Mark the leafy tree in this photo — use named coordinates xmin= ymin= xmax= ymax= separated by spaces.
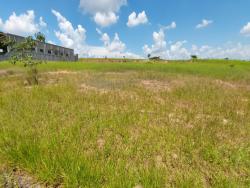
xmin=147 ymin=54 xmax=151 ymax=59
xmin=35 ymin=32 xmax=46 ymax=43
xmin=1 ymin=36 xmax=15 ymax=51
xmin=7 ymin=34 xmax=45 ymax=85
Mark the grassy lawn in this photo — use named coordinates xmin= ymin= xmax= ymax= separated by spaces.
xmin=0 ymin=60 xmax=249 ymax=187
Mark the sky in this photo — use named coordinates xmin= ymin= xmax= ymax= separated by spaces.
xmin=0 ymin=0 xmax=250 ymax=60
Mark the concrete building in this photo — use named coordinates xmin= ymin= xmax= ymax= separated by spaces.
xmin=0 ymin=32 xmax=78 ymax=61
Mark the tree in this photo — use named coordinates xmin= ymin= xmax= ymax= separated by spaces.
xmin=7 ymin=34 xmax=45 ymax=85
xmin=1 ymin=36 xmax=15 ymax=51
xmin=147 ymin=54 xmax=151 ymax=59
xmin=35 ymin=32 xmax=45 ymax=43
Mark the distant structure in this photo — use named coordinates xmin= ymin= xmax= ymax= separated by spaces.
xmin=190 ymin=55 xmax=198 ymax=62
xmin=0 ymin=32 xmax=78 ymax=61
xmin=149 ymin=56 xmax=161 ymax=61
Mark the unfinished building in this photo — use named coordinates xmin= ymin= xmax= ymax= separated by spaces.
xmin=0 ymin=32 xmax=78 ymax=61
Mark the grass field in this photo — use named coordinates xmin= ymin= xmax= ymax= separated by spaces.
xmin=0 ymin=60 xmax=249 ymax=187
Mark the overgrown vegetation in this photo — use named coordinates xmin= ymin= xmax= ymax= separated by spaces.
xmin=0 ymin=60 xmax=249 ymax=187
xmin=35 ymin=32 xmax=46 ymax=43
xmin=6 ymin=33 xmax=45 ymax=85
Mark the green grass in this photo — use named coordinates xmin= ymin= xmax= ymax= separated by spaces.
xmin=0 ymin=60 xmax=250 ymax=187
xmin=1 ymin=59 xmax=250 ymax=81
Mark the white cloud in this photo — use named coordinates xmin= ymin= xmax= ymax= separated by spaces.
xmin=169 ymin=41 xmax=189 ymax=59
xmin=96 ymin=28 xmax=125 ymax=52
xmin=52 ymin=9 xmax=86 ymax=54
xmin=86 ymin=46 xmax=141 ymax=59
xmin=79 ymin=0 xmax=127 ymax=13
xmin=47 ymin=40 xmax=56 ymax=45
xmin=191 ymin=43 xmax=250 ymax=60
xmin=94 ymin=12 xmax=118 ymax=27
xmin=94 ymin=28 xmax=141 ymax=58
xmin=96 ymin=28 xmax=110 ymax=46
xmin=196 ymin=19 xmax=213 ymax=29
xmin=143 ymin=23 xmax=250 ymax=60
xmin=143 ymin=23 xmax=189 ymax=60
xmin=0 ymin=10 xmax=42 ymax=36
xmin=39 ymin=17 xmax=47 ymax=28
xmin=161 ymin=21 xmax=176 ymax=30
xmin=0 ymin=19 xmax=3 ymax=28
xmin=144 ymin=29 xmax=250 ymax=60
xmin=79 ymin=0 xmax=127 ymax=27
xmin=52 ymin=10 xmax=140 ymax=58
xmin=240 ymin=22 xmax=250 ymax=36
xmin=105 ymin=33 xmax=124 ymax=52
xmin=127 ymin=11 xmax=148 ymax=27
xmin=143 ymin=28 xmax=167 ymax=57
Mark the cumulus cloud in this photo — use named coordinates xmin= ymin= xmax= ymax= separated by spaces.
xmin=143 ymin=28 xmax=167 ymax=57
xmin=143 ymin=23 xmax=250 ymax=60
xmin=161 ymin=22 xmax=176 ymax=30
xmin=169 ymin=41 xmax=189 ymax=59
xmin=47 ymin=40 xmax=56 ymax=45
xmin=39 ymin=17 xmax=47 ymax=28
xmin=196 ymin=19 xmax=213 ymax=29
xmin=240 ymin=22 xmax=250 ymax=36
xmin=127 ymin=11 xmax=148 ymax=27
xmin=143 ymin=23 xmax=190 ymax=60
xmin=143 ymin=28 xmax=250 ymax=60
xmin=0 ymin=19 xmax=3 ymax=29
xmin=86 ymin=45 xmax=141 ymax=59
xmin=0 ymin=10 xmax=45 ymax=36
xmin=95 ymin=28 xmax=141 ymax=58
xmin=94 ymin=12 xmax=118 ymax=27
xmin=79 ymin=0 xmax=127 ymax=13
xmin=52 ymin=10 xmax=140 ymax=58
xmin=79 ymin=0 xmax=127 ymax=27
xmin=96 ymin=29 xmax=125 ymax=51
xmin=52 ymin=9 xmax=86 ymax=54
xmin=191 ymin=43 xmax=250 ymax=60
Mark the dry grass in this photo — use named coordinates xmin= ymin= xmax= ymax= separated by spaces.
xmin=0 ymin=60 xmax=249 ymax=187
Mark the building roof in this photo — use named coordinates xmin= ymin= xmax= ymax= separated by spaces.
xmin=0 ymin=31 xmax=74 ymax=51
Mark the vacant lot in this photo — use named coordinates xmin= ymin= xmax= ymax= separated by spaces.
xmin=0 ymin=60 xmax=249 ymax=187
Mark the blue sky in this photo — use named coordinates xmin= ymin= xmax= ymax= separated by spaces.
xmin=1 ymin=0 xmax=250 ymax=59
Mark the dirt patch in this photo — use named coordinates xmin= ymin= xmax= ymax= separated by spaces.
xmin=97 ymin=138 xmax=105 ymax=150
xmin=155 ymin=155 xmax=166 ymax=168
xmin=214 ymin=79 xmax=250 ymax=90
xmin=141 ymin=80 xmax=172 ymax=92
xmin=105 ymin=71 xmax=138 ymax=77
xmin=0 ymin=70 xmax=8 ymax=77
xmin=79 ymin=83 xmax=109 ymax=94
xmin=46 ymin=70 xmax=79 ymax=75
xmin=214 ymin=80 xmax=237 ymax=89
xmin=40 ymin=70 xmax=81 ymax=86
xmin=134 ymin=184 xmax=143 ymax=188
xmin=1 ymin=168 xmax=47 ymax=188
xmin=129 ymin=128 xmax=141 ymax=140
xmin=105 ymin=72 xmax=132 ymax=76
xmin=140 ymin=80 xmax=184 ymax=92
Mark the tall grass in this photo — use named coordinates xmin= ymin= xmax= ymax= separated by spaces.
xmin=0 ymin=60 xmax=249 ymax=187
xmin=1 ymin=59 xmax=250 ymax=81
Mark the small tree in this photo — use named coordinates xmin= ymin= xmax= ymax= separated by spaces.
xmin=147 ymin=54 xmax=151 ymax=59
xmin=2 ymin=36 xmax=15 ymax=50
xmin=7 ymin=34 xmax=45 ymax=85
xmin=35 ymin=32 xmax=46 ymax=43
